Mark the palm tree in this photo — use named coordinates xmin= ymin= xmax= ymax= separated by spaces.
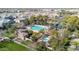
xmin=49 ymin=29 xmax=70 ymax=51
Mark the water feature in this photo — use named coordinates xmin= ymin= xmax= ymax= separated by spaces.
xmin=43 ymin=35 xmax=49 ymax=43
xmin=31 ymin=25 xmax=44 ymax=31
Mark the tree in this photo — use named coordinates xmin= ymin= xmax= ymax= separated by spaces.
xmin=37 ymin=15 xmax=43 ymax=20
xmin=31 ymin=32 xmax=39 ymax=42
xmin=36 ymin=15 xmax=49 ymax=25
xmin=35 ymin=43 xmax=49 ymax=51
xmin=48 ymin=29 xmax=59 ymax=50
xmin=61 ymin=15 xmax=79 ymax=31
xmin=29 ymin=15 xmax=36 ymax=25
xmin=76 ymin=31 xmax=79 ymax=38
xmin=3 ymin=25 xmax=17 ymax=39
xmin=23 ymin=18 xmax=30 ymax=25
xmin=71 ymin=40 xmax=79 ymax=50
xmin=60 ymin=38 xmax=70 ymax=50
xmin=49 ymin=29 xmax=58 ymax=39
xmin=3 ymin=23 xmax=11 ymax=29
xmin=48 ymin=29 xmax=71 ymax=51
xmin=26 ymin=30 xmax=33 ymax=38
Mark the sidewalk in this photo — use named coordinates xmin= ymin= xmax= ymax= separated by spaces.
xmin=13 ymin=40 xmax=36 ymax=51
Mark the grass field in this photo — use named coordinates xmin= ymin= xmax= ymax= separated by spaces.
xmin=0 ymin=41 xmax=30 ymax=51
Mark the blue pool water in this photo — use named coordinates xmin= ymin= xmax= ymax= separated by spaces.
xmin=31 ymin=25 xmax=44 ymax=31
xmin=31 ymin=25 xmax=49 ymax=42
xmin=43 ymin=36 xmax=49 ymax=43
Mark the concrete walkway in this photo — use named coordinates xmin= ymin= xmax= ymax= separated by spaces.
xmin=13 ymin=40 xmax=36 ymax=51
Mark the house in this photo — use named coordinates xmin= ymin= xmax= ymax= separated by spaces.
xmin=16 ymin=28 xmax=28 ymax=40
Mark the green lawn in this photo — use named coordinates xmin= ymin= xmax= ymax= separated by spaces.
xmin=0 ymin=41 xmax=30 ymax=51
xmin=21 ymin=40 xmax=33 ymax=46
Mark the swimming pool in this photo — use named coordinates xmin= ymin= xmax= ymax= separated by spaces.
xmin=31 ymin=25 xmax=44 ymax=31
xmin=43 ymin=36 xmax=49 ymax=43
xmin=31 ymin=25 xmax=49 ymax=42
